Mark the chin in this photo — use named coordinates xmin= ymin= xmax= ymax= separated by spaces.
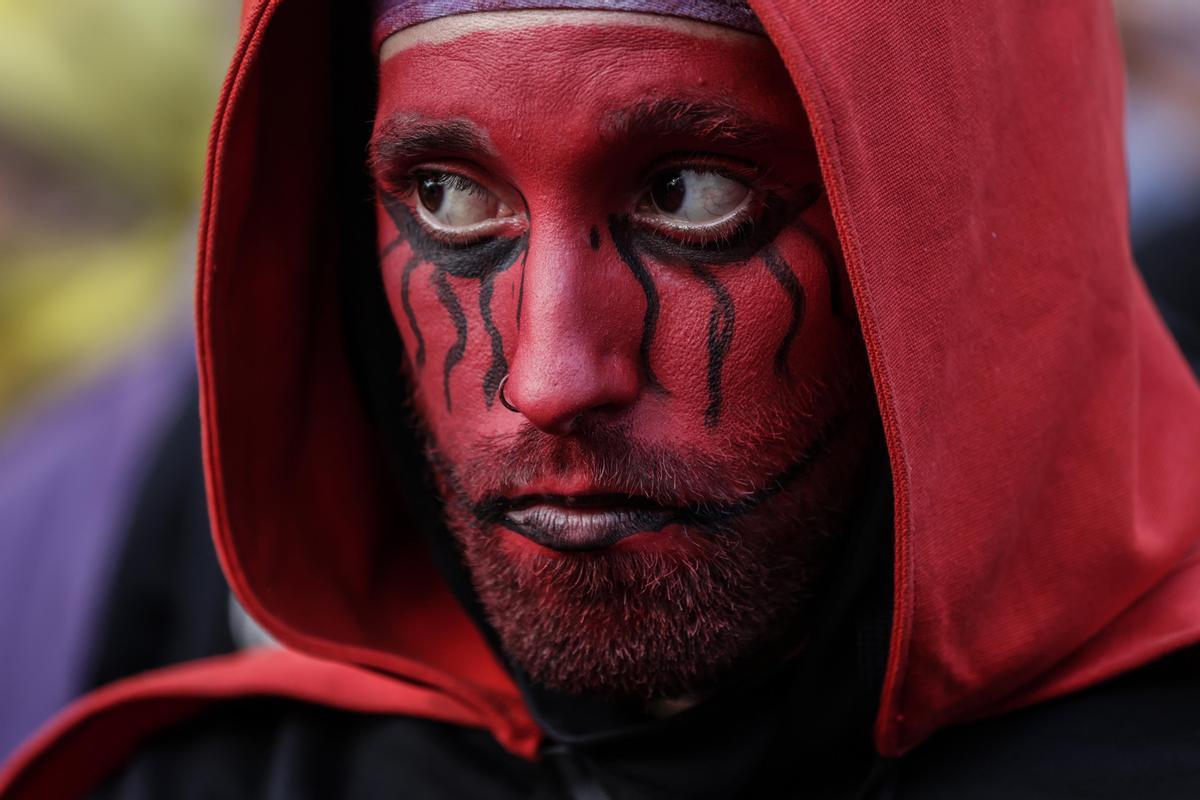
xmin=446 ymin=500 xmax=832 ymax=700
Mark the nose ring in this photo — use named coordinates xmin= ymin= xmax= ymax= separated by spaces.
xmin=497 ymin=374 xmax=519 ymax=413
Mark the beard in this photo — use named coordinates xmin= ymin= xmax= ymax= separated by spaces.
xmin=425 ymin=409 xmax=861 ymax=702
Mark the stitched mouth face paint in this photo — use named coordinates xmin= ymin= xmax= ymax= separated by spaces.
xmin=372 ymin=13 xmax=874 ymax=701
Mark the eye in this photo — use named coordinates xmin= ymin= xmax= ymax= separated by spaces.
xmin=638 ymin=169 xmax=752 ymax=229
xmin=412 ymin=171 xmax=516 ymax=236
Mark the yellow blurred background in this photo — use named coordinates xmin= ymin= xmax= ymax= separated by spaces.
xmin=0 ymin=0 xmax=236 ymax=418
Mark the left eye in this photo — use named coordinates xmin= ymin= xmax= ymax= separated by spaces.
xmin=638 ymin=169 xmax=752 ymax=227
xmin=414 ymin=171 xmax=515 ymax=232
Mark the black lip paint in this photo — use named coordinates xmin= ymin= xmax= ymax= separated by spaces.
xmin=588 ymin=225 xmax=601 ymax=251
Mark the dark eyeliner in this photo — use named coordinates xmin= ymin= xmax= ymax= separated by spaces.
xmin=630 ymin=191 xmax=796 ymax=266
xmin=399 ymin=168 xmax=518 ymax=246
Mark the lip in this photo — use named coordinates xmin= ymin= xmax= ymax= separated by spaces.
xmin=496 ymin=494 xmax=680 ymax=552
xmin=468 ymin=415 xmax=846 ymax=554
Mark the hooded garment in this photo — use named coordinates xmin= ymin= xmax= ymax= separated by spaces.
xmin=4 ymin=1 xmax=1200 ymax=797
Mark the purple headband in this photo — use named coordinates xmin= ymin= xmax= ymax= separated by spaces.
xmin=372 ymin=0 xmax=763 ymax=51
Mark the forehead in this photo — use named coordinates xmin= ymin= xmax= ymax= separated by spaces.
xmin=376 ymin=12 xmax=802 ymax=140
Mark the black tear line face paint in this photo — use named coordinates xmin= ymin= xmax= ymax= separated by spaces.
xmin=380 ymin=191 xmax=527 ymax=410
xmin=605 ymin=188 xmax=823 ymax=427
xmin=380 ymin=176 xmax=836 ymax=430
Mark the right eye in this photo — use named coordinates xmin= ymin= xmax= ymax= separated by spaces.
xmin=413 ymin=171 xmax=515 ymax=234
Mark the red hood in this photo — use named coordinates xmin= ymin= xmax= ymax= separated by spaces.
xmin=200 ymin=0 xmax=1200 ymax=755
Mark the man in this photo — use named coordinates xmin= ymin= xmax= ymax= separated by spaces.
xmin=369 ymin=7 xmax=875 ymax=708
xmin=3 ymin=1 xmax=1200 ymax=797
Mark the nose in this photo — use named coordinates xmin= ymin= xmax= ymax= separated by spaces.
xmin=503 ymin=232 xmax=643 ymax=434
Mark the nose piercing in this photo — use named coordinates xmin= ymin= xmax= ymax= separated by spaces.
xmin=497 ymin=374 xmax=519 ymax=413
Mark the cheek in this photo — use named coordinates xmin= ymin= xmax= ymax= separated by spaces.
xmin=763 ymin=223 xmax=848 ymax=383
xmin=649 ymin=218 xmax=848 ymax=443
xmin=377 ymin=223 xmax=526 ymax=453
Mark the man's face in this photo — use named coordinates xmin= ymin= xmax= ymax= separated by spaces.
xmin=372 ymin=12 xmax=872 ymax=701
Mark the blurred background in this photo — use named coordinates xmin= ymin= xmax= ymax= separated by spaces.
xmin=0 ymin=0 xmax=240 ymax=763
xmin=1119 ymin=0 xmax=1200 ymax=368
xmin=0 ymin=0 xmax=236 ymax=418
xmin=0 ymin=0 xmax=1196 ymax=765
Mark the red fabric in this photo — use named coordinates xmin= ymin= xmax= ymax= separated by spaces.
xmin=752 ymin=0 xmax=1200 ymax=752
xmin=4 ymin=0 xmax=1199 ymax=793
xmin=0 ymin=649 xmax=537 ymax=799
xmin=194 ymin=0 xmax=528 ymax=723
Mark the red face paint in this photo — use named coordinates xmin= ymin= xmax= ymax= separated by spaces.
xmin=373 ymin=16 xmax=873 ymax=700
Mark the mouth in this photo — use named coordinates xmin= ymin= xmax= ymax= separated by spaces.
xmin=487 ymin=494 xmax=682 ymax=552
xmin=465 ymin=413 xmax=850 ymax=554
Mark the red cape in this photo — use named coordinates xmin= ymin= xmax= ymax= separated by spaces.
xmin=5 ymin=1 xmax=1199 ymax=795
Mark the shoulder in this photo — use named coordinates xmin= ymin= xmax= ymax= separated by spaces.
xmin=894 ymin=645 xmax=1200 ymax=799
xmin=90 ymin=698 xmax=536 ymax=800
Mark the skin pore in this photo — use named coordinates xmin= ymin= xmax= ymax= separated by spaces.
xmin=372 ymin=11 xmax=874 ymax=703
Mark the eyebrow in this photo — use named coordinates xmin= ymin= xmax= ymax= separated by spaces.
xmin=368 ymin=99 xmax=796 ymax=182
xmin=601 ymin=98 xmax=788 ymax=150
xmin=368 ymin=112 xmax=495 ymax=180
